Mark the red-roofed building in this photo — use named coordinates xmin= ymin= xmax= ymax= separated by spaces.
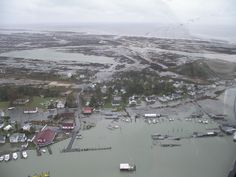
xmin=61 ymin=123 xmax=75 ymax=130
xmin=82 ymin=107 xmax=92 ymax=115
xmin=33 ymin=129 xmax=56 ymax=147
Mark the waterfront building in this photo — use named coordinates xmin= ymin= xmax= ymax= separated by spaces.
xmin=33 ymin=129 xmax=56 ymax=147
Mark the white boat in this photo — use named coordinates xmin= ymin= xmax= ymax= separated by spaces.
xmin=113 ymin=125 xmax=120 ymax=129
xmin=41 ymin=149 xmax=46 ymax=153
xmin=8 ymin=107 xmax=15 ymax=110
xmin=4 ymin=154 xmax=10 ymax=162
xmin=12 ymin=152 xmax=18 ymax=160
xmin=0 ymin=155 xmax=4 ymax=162
xmin=234 ymin=132 xmax=236 ymax=142
xmin=22 ymin=151 xmax=28 ymax=159
xmin=120 ymin=163 xmax=136 ymax=171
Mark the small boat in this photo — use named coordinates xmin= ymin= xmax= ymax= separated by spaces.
xmin=30 ymin=172 xmax=50 ymax=177
xmin=152 ymin=119 xmax=158 ymax=124
xmin=12 ymin=152 xmax=18 ymax=160
xmin=22 ymin=151 xmax=28 ymax=159
xmin=120 ymin=163 xmax=136 ymax=171
xmin=8 ymin=107 xmax=15 ymax=110
xmin=113 ymin=125 xmax=120 ymax=129
xmin=233 ymin=132 xmax=236 ymax=142
xmin=167 ymin=136 xmax=181 ymax=141
xmin=160 ymin=143 xmax=181 ymax=147
xmin=0 ymin=155 xmax=4 ymax=162
xmin=151 ymin=134 xmax=168 ymax=140
xmin=41 ymin=149 xmax=46 ymax=153
xmin=4 ymin=154 xmax=10 ymax=161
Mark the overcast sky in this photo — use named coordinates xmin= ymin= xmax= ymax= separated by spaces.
xmin=0 ymin=0 xmax=236 ymax=25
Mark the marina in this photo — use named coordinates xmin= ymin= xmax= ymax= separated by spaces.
xmin=0 ymin=118 xmax=236 ymax=177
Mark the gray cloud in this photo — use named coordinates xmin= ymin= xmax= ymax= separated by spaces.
xmin=0 ymin=0 xmax=235 ymax=25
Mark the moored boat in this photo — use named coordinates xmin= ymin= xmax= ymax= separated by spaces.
xmin=120 ymin=163 xmax=136 ymax=171
xmin=233 ymin=132 xmax=236 ymax=142
xmin=30 ymin=172 xmax=50 ymax=177
xmin=22 ymin=151 xmax=28 ymax=159
xmin=12 ymin=152 xmax=18 ymax=160
xmin=0 ymin=155 xmax=4 ymax=162
xmin=4 ymin=154 xmax=10 ymax=161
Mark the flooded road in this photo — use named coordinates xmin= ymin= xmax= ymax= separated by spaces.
xmin=1 ymin=117 xmax=236 ymax=177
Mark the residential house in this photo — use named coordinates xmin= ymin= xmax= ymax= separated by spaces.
xmin=9 ymin=133 xmax=27 ymax=143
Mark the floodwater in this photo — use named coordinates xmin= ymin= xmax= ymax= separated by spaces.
xmin=1 ymin=117 xmax=236 ymax=177
xmin=0 ymin=48 xmax=114 ymax=64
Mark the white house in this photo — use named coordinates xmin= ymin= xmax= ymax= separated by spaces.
xmin=57 ymin=101 xmax=65 ymax=109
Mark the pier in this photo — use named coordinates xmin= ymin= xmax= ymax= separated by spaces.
xmin=61 ymin=146 xmax=112 ymax=153
xmin=47 ymin=146 xmax=52 ymax=155
xmin=36 ymin=146 xmax=42 ymax=156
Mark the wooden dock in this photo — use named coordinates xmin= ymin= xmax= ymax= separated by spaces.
xmin=47 ymin=146 xmax=53 ymax=155
xmin=61 ymin=146 xmax=112 ymax=153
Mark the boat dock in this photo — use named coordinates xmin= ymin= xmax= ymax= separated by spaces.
xmin=61 ymin=146 xmax=112 ymax=153
xmin=36 ymin=146 xmax=42 ymax=156
xmin=47 ymin=146 xmax=53 ymax=155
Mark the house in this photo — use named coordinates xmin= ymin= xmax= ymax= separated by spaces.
xmin=22 ymin=123 xmax=32 ymax=131
xmin=112 ymin=96 xmax=122 ymax=106
xmin=57 ymin=101 xmax=65 ymax=109
xmin=61 ymin=122 xmax=75 ymax=130
xmin=33 ymin=129 xmax=56 ymax=147
xmin=82 ymin=107 xmax=93 ymax=115
xmin=0 ymin=135 xmax=6 ymax=144
xmin=129 ymin=99 xmax=137 ymax=106
xmin=13 ymin=98 xmax=30 ymax=105
xmin=0 ymin=122 xmax=4 ymax=129
xmin=145 ymin=96 xmax=156 ymax=104
xmin=3 ymin=124 xmax=13 ymax=131
xmin=9 ymin=133 xmax=27 ymax=143
xmin=24 ymin=107 xmax=38 ymax=114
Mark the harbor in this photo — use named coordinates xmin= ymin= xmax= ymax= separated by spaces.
xmin=0 ymin=116 xmax=236 ymax=177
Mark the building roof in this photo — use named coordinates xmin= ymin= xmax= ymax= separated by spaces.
xmin=82 ymin=107 xmax=92 ymax=114
xmin=34 ymin=129 xmax=56 ymax=147
xmin=59 ymin=112 xmax=75 ymax=118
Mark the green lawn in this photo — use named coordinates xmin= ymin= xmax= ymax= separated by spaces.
xmin=26 ymin=96 xmax=57 ymax=109
xmin=0 ymin=101 xmax=10 ymax=109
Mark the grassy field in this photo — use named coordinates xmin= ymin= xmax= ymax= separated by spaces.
xmin=0 ymin=101 xmax=10 ymax=109
xmin=25 ymin=96 xmax=58 ymax=109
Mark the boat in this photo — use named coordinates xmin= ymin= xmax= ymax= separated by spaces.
xmin=160 ymin=143 xmax=181 ymax=147
xmin=30 ymin=172 xmax=50 ymax=177
xmin=41 ymin=149 xmax=46 ymax=153
xmin=167 ymin=136 xmax=181 ymax=141
xmin=0 ymin=155 xmax=4 ymax=162
xmin=4 ymin=154 xmax=10 ymax=161
xmin=233 ymin=132 xmax=236 ymax=142
xmin=22 ymin=151 xmax=28 ymax=159
xmin=8 ymin=107 xmax=15 ymax=110
xmin=12 ymin=152 xmax=18 ymax=160
xmin=151 ymin=134 xmax=168 ymax=140
xmin=120 ymin=163 xmax=136 ymax=171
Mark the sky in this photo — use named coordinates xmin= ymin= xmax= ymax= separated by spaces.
xmin=0 ymin=0 xmax=236 ymax=26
